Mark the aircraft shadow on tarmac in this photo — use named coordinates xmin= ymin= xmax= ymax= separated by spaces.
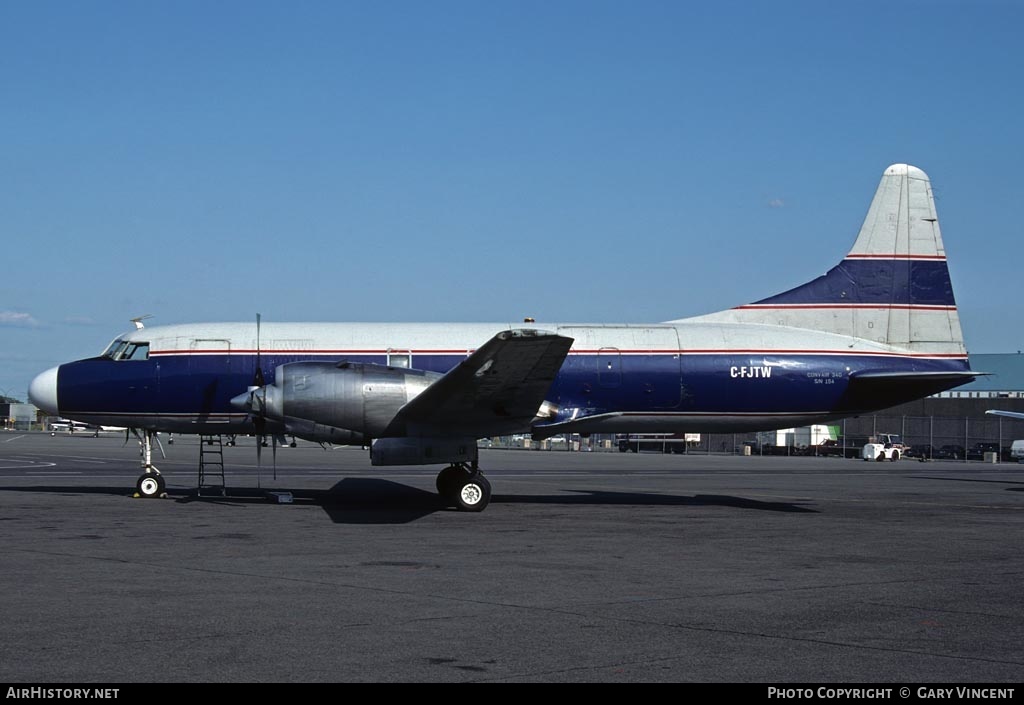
xmin=0 ymin=479 xmax=817 ymax=525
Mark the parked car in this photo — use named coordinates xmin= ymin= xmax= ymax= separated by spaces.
xmin=934 ymin=444 xmax=966 ymax=460
xmin=967 ymin=442 xmax=1002 ymax=461
xmin=905 ymin=444 xmax=934 ymax=460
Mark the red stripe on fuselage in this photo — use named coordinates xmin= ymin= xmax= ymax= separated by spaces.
xmin=148 ymin=349 xmax=968 ymax=360
xmin=733 ymin=304 xmax=957 ymax=311
xmin=844 ymin=254 xmax=947 ymax=260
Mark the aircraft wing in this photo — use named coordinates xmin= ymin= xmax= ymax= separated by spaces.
xmin=986 ymin=410 xmax=1024 ymax=421
xmin=388 ymin=328 xmax=573 ymax=437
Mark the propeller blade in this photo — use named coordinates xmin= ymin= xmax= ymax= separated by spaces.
xmin=251 ymin=314 xmax=270 ymax=489
xmin=254 ymin=313 xmax=264 ymax=387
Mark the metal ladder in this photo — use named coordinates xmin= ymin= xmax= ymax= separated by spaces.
xmin=198 ymin=435 xmax=226 ymax=496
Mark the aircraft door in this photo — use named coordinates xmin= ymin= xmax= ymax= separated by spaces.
xmin=556 ymin=326 xmax=681 ymax=410
xmin=624 ymin=327 xmax=681 ymax=409
xmin=598 ymin=348 xmax=621 ymax=387
xmin=189 ymin=338 xmax=233 ymax=420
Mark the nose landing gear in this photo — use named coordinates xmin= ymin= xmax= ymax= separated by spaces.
xmin=133 ymin=429 xmax=167 ymax=499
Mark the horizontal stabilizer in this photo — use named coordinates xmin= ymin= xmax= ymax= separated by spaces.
xmin=842 ymin=368 xmax=980 ymax=412
xmin=849 ymin=370 xmax=983 ymax=382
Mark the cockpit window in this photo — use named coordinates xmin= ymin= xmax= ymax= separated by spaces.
xmin=121 ymin=342 xmax=149 ymax=361
xmin=102 ymin=340 xmax=149 ymax=361
xmin=103 ymin=340 xmax=128 ymax=359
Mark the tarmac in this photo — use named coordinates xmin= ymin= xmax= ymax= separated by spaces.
xmin=1 ymin=430 xmax=1023 ymax=683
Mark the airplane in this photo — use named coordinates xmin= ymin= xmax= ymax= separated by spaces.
xmin=47 ymin=418 xmax=92 ymax=434
xmin=986 ymin=410 xmax=1024 ymax=420
xmin=28 ymin=164 xmax=979 ymax=511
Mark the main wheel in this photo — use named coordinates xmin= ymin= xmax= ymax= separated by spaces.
xmin=453 ymin=474 xmax=491 ymax=512
xmin=436 ymin=465 xmax=467 ymax=497
xmin=890 ymin=451 xmax=900 ymax=462
xmin=136 ymin=473 xmax=165 ymax=498
xmin=876 ymin=452 xmax=885 ymax=462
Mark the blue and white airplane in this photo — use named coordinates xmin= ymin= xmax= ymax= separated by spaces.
xmin=28 ymin=164 xmax=977 ymax=510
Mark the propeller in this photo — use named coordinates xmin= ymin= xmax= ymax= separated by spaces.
xmin=248 ymin=314 xmax=277 ymax=485
xmin=253 ymin=314 xmax=265 ymax=487
xmin=227 ymin=314 xmax=286 ymax=487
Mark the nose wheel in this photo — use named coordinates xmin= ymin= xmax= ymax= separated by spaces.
xmin=136 ymin=473 xmax=166 ymax=498
xmin=133 ymin=429 xmax=167 ymax=498
xmin=436 ymin=463 xmax=491 ymax=512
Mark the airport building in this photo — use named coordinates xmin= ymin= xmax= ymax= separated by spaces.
xmin=1 ymin=402 xmax=37 ymax=431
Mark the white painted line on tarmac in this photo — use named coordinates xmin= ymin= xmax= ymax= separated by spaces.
xmin=10 ymin=454 xmax=110 ymax=464
xmin=0 ymin=461 xmax=58 ymax=469
xmin=2 ymin=435 xmax=26 ymax=443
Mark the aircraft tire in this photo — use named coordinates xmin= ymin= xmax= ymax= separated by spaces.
xmin=453 ymin=474 xmax=491 ymax=512
xmin=436 ymin=465 xmax=467 ymax=497
xmin=136 ymin=473 xmax=165 ymax=498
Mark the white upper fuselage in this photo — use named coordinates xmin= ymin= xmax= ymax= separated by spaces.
xmin=116 ymin=319 xmax=921 ymax=358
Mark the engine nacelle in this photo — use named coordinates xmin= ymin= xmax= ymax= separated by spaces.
xmin=261 ymin=361 xmax=441 ymax=437
xmin=370 ymin=437 xmax=479 ymax=466
xmin=280 ymin=416 xmax=367 ymax=445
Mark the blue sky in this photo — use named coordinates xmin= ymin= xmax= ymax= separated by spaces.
xmin=1 ymin=1 xmax=1022 ymax=399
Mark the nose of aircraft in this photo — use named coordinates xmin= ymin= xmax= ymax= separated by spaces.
xmin=29 ymin=366 xmax=60 ymax=415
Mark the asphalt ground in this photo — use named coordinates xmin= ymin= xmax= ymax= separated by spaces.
xmin=1 ymin=431 xmax=1023 ymax=683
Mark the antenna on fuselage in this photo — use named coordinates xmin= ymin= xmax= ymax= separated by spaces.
xmin=130 ymin=314 xmax=153 ymax=330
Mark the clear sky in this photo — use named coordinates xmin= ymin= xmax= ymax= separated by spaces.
xmin=1 ymin=1 xmax=1022 ymax=399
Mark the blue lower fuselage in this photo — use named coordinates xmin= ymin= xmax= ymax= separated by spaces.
xmin=54 ymin=350 xmax=971 ymax=435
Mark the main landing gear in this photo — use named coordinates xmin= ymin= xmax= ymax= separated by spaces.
xmin=436 ymin=462 xmax=491 ymax=512
xmin=134 ymin=429 xmax=166 ymax=499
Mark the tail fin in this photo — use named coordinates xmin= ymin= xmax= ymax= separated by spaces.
xmin=685 ymin=164 xmax=966 ymax=356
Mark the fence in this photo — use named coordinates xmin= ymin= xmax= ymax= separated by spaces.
xmin=488 ymin=413 xmax=1024 ymax=460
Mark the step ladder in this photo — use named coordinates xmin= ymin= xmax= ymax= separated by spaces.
xmin=197 ymin=435 xmax=226 ymax=496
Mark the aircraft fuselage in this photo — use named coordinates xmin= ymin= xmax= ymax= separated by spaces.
xmin=48 ymin=320 xmax=971 ymax=437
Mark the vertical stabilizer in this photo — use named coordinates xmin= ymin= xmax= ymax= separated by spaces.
xmin=682 ymin=164 xmax=965 ymax=357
